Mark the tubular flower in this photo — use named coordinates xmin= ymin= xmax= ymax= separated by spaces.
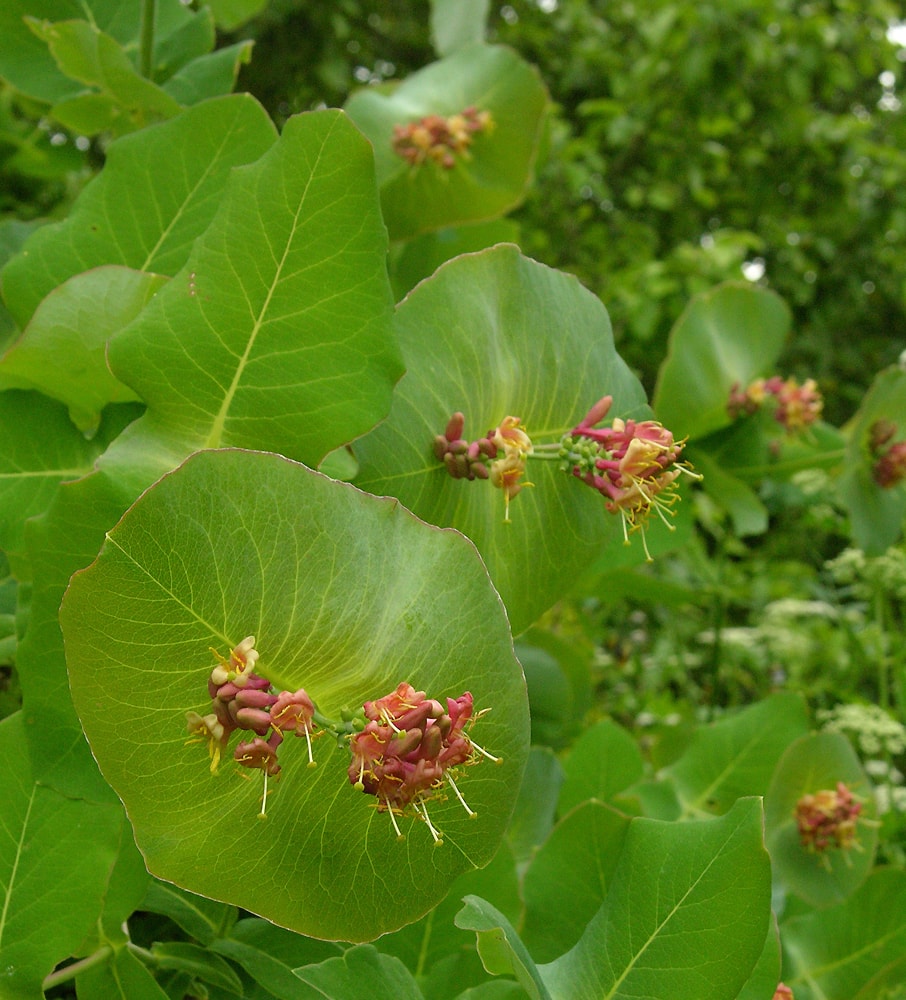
xmin=392 ymin=107 xmax=494 ymax=169
xmin=434 ymin=412 xmax=533 ymax=522
xmin=559 ymin=396 xmax=699 ymax=560
xmin=727 ymin=375 xmax=823 ymax=432
xmin=187 ymin=636 xmax=321 ymax=789
xmin=489 ymin=416 xmax=533 ymax=522
xmin=868 ymin=420 xmax=906 ymax=489
xmin=348 ymin=682 xmax=498 ymax=843
xmin=795 ymin=781 xmax=863 ymax=855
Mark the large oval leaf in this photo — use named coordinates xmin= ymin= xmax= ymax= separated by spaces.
xmin=354 ymin=245 xmax=650 ymax=635
xmin=107 ymin=108 xmax=402 ymax=465
xmin=61 ymin=449 xmax=529 ymax=942
xmin=345 ymin=46 xmax=548 ymax=241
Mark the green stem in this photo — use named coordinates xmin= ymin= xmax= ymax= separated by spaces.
xmin=138 ymin=0 xmax=157 ymax=79
xmin=42 ymin=946 xmax=112 ymax=990
xmin=876 ymin=587 xmax=890 ymax=711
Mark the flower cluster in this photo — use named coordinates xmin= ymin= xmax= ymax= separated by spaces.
xmin=727 ymin=375 xmax=823 ymax=432
xmin=434 ymin=412 xmax=533 ymax=522
xmin=794 ymin=781 xmax=863 ymax=854
xmin=348 ymin=682 xmax=498 ymax=843
xmin=185 ymin=637 xmax=316 ymax=785
xmin=392 ymin=106 xmax=494 ymax=169
xmin=558 ymin=395 xmax=697 ymax=559
xmin=868 ymin=419 xmax=906 ymax=488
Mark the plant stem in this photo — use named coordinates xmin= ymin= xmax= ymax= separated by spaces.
xmin=42 ymin=946 xmax=112 ymax=990
xmin=138 ymin=0 xmax=157 ymax=79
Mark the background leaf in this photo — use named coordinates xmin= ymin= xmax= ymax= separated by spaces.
xmin=764 ymin=731 xmax=877 ymax=908
xmin=430 ymin=0 xmax=490 ymax=57
xmin=0 ymin=712 xmax=124 ymax=999
xmin=455 ymin=895 xmax=552 ymax=1000
xmin=61 ymin=449 xmax=529 ymax=942
xmin=837 ymin=365 xmax=906 ymax=554
xmin=0 ymin=94 xmax=277 ymax=328
xmin=354 ymin=245 xmax=651 ymax=636
xmin=0 ymin=266 xmax=162 ymax=433
xmin=652 ymin=282 xmax=792 ymax=441
xmin=0 ymin=389 xmax=108 ymax=577
xmin=540 ymin=799 xmax=772 ymax=1000
xmin=557 ymin=719 xmax=644 ymax=815
xmin=519 ymin=802 xmax=630 ymax=962
xmin=781 ymin=869 xmax=906 ymax=1000
xmin=345 ymin=46 xmax=548 ymax=241
xmin=107 ymin=108 xmax=402 ymax=464
xmin=663 ymin=692 xmax=811 ymax=818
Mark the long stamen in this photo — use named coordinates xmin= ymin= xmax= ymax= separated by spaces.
xmin=304 ymin=724 xmax=316 ymax=768
xmin=447 ymin=772 xmax=477 ymax=818
xmin=418 ymin=797 xmax=443 ymax=844
xmin=469 ymin=738 xmax=502 ymax=764
xmin=258 ymin=771 xmax=269 ymax=821
xmin=385 ymin=799 xmax=405 ymax=840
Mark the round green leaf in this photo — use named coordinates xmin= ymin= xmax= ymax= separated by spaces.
xmin=652 ymin=282 xmax=792 ymax=441
xmin=354 ymin=245 xmax=651 ymax=636
xmin=345 ymin=46 xmax=548 ymax=241
xmin=61 ymin=449 xmax=528 ymax=942
xmin=765 ymin=731 xmax=877 ymax=908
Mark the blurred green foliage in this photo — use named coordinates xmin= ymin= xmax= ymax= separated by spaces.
xmin=234 ymin=0 xmax=905 ymax=421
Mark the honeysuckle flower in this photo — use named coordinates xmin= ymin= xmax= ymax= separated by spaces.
xmin=558 ymin=396 xmax=698 ymax=560
xmin=434 ymin=412 xmax=533 ymax=521
xmin=727 ymin=376 xmax=823 ymax=432
xmin=868 ymin=420 xmax=906 ymax=488
xmin=795 ymin=781 xmax=863 ymax=855
xmin=392 ymin=107 xmax=493 ymax=169
xmin=271 ymin=688 xmax=317 ymax=766
xmin=348 ymin=682 xmax=498 ymax=843
xmin=235 ymin=729 xmax=284 ymax=777
xmin=209 ymin=635 xmax=261 ymax=689
xmin=185 ymin=711 xmax=231 ymax=773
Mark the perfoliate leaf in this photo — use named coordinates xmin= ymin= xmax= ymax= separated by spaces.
xmin=61 ymin=449 xmax=529 ymax=942
xmin=345 ymin=47 xmax=547 ymax=240
xmin=652 ymin=282 xmax=791 ymax=441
